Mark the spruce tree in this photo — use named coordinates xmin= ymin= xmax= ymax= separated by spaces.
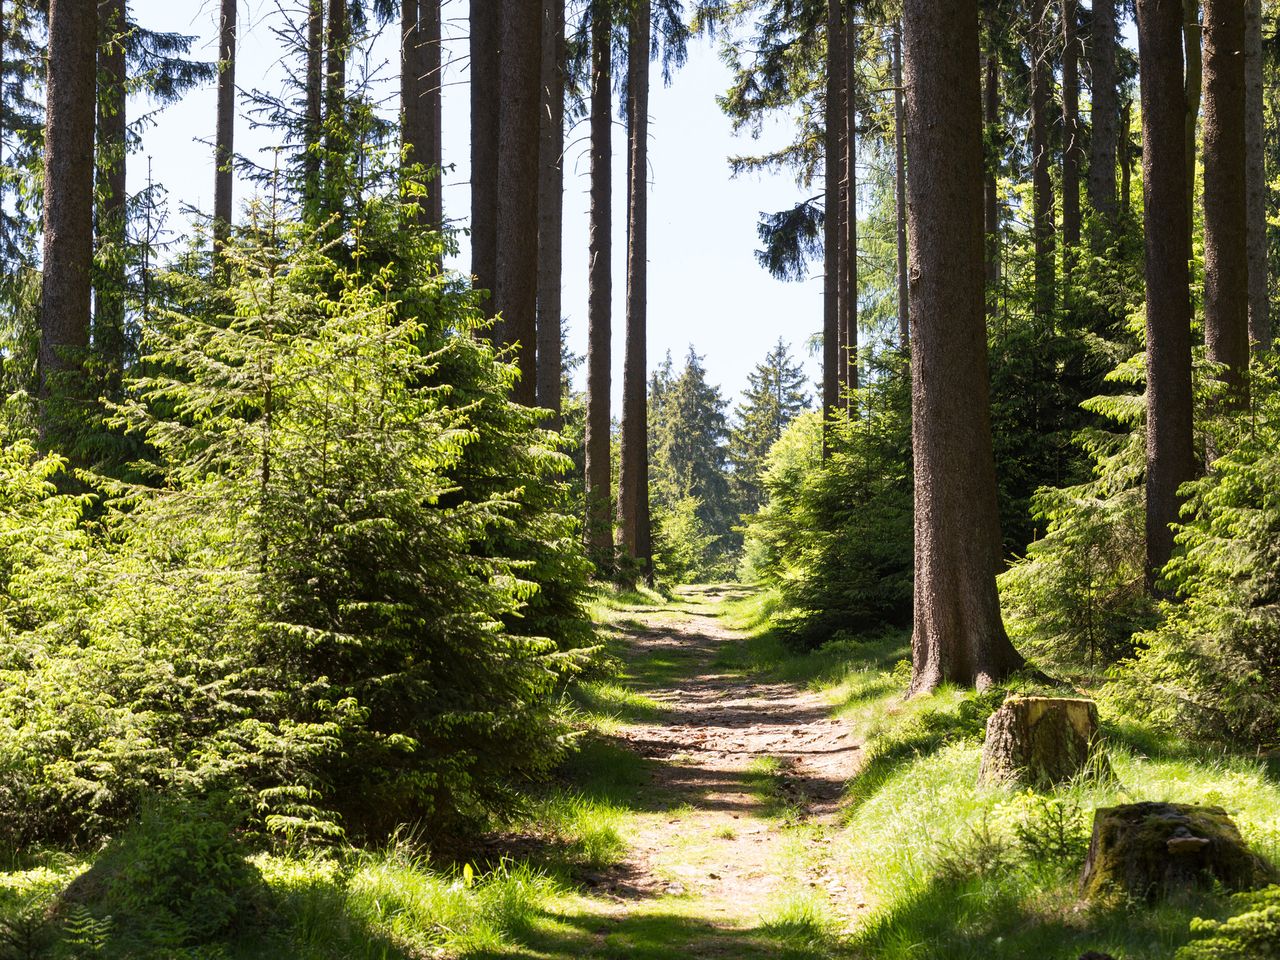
xmin=729 ymin=339 xmax=810 ymax=515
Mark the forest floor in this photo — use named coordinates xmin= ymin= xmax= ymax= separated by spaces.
xmin=472 ymin=584 xmax=865 ymax=958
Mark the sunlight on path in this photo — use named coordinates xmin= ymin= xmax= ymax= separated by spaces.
xmin=485 ymin=585 xmax=866 ymax=959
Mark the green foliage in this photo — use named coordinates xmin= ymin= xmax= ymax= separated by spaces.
xmin=1177 ymin=886 xmax=1280 ymax=960
xmin=1117 ymin=361 xmax=1280 ymax=747
xmin=728 ymin=338 xmax=810 ymax=515
xmin=652 ymin=496 xmax=725 ymax=585
xmin=741 ymin=352 xmax=912 ymax=643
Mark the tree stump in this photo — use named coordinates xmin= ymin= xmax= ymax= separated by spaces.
xmin=978 ymin=696 xmax=1108 ymax=788
xmin=1080 ymin=802 xmax=1275 ymax=902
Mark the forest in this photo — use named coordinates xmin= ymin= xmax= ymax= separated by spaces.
xmin=1 ymin=0 xmax=1280 ymax=956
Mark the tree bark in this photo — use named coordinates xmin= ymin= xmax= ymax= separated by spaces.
xmin=537 ymin=0 xmax=565 ymax=417
xmin=983 ymin=29 xmax=1000 ymax=321
xmin=842 ymin=5 xmax=858 ymax=396
xmin=1121 ymin=95 xmax=1133 ymax=212
xmin=95 ymin=0 xmax=127 ymax=387
xmin=822 ymin=0 xmax=844 ymax=435
xmin=584 ymin=0 xmax=613 ymax=560
xmin=214 ymin=0 xmax=237 ymax=265
xmin=978 ymin=696 xmax=1107 ymax=787
xmin=402 ymin=0 xmax=443 ymax=235
xmin=39 ymin=0 xmax=97 ymax=435
xmin=1202 ymin=0 xmax=1249 ymax=403
xmin=324 ymin=0 xmax=347 ymax=179
xmin=495 ymin=0 xmax=540 ymax=404
xmin=618 ymin=0 xmax=651 ymax=578
xmin=1030 ymin=0 xmax=1055 ymax=323
xmin=470 ymin=0 xmax=500 ymax=305
xmin=1136 ymin=0 xmax=1196 ymax=588
xmin=1244 ymin=0 xmax=1270 ymax=352
xmin=1184 ymin=0 xmax=1202 ymax=262
xmin=303 ymin=0 xmax=323 ymax=206
xmin=1088 ymin=0 xmax=1119 ymax=235
xmin=893 ymin=18 xmax=909 ymax=349
xmin=902 ymin=0 xmax=1023 ymax=694
xmin=1061 ymin=0 xmax=1081 ymax=254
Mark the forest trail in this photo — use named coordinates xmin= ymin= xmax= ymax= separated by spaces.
xmin=494 ymin=585 xmax=866 ymax=958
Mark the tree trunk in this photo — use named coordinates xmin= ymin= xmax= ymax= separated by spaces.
xmin=1136 ymin=0 xmax=1196 ymax=588
xmin=618 ymin=0 xmax=651 ymax=579
xmin=822 ymin=0 xmax=844 ymax=435
xmin=842 ymin=5 xmax=858 ymax=396
xmin=1088 ymin=0 xmax=1119 ymax=235
xmin=303 ymin=0 xmax=323 ymax=206
xmin=1184 ymin=0 xmax=1202 ymax=262
xmin=324 ymin=0 xmax=346 ymax=179
xmin=470 ymin=0 xmax=500 ymax=305
xmin=95 ymin=0 xmax=127 ymax=389
xmin=1121 ymin=95 xmax=1133 ymax=213
xmin=1244 ymin=0 xmax=1270 ymax=352
xmin=213 ymin=0 xmax=236 ymax=265
xmin=39 ymin=0 xmax=97 ymax=435
xmin=402 ymin=0 xmax=443 ymax=234
xmin=902 ymin=0 xmax=1023 ymax=695
xmin=537 ymin=0 xmax=565 ymax=418
xmin=1202 ymin=0 xmax=1249 ymax=404
xmin=893 ymin=18 xmax=909 ymax=349
xmin=584 ymin=0 xmax=613 ymax=560
xmin=1030 ymin=0 xmax=1055 ymax=323
xmin=1061 ymin=0 xmax=1081 ymax=257
xmin=983 ymin=31 xmax=1000 ymax=321
xmin=494 ymin=0 xmax=540 ymax=404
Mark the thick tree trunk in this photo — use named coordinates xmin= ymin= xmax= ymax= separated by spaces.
xmin=902 ymin=0 xmax=1023 ymax=695
xmin=324 ymin=0 xmax=347 ymax=182
xmin=584 ymin=0 xmax=613 ymax=560
xmin=537 ymin=0 xmax=565 ymax=418
xmin=618 ymin=0 xmax=651 ymax=578
xmin=1061 ymin=0 xmax=1081 ymax=252
xmin=1136 ymin=0 xmax=1196 ymax=588
xmin=39 ymin=0 xmax=97 ymax=434
xmin=303 ymin=0 xmax=323 ymax=206
xmin=95 ymin=0 xmax=127 ymax=387
xmin=1030 ymin=0 xmax=1055 ymax=323
xmin=842 ymin=5 xmax=858 ymax=395
xmin=1244 ymin=0 xmax=1270 ymax=352
xmin=893 ymin=19 xmax=909 ymax=349
xmin=822 ymin=0 xmax=844 ymax=434
xmin=1184 ymin=0 xmax=1202 ymax=262
xmin=470 ymin=0 xmax=500 ymax=305
xmin=494 ymin=0 xmax=540 ymax=404
xmin=1088 ymin=0 xmax=1120 ymax=235
xmin=214 ymin=0 xmax=236 ymax=265
xmin=983 ymin=34 xmax=1000 ymax=321
xmin=402 ymin=0 xmax=443 ymax=234
xmin=1202 ymin=0 xmax=1249 ymax=403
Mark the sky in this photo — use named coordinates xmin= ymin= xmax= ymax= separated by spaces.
xmin=127 ymin=0 xmax=827 ymax=410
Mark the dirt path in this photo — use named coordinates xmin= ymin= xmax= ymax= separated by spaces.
xmin=586 ymin=584 xmax=866 ymax=933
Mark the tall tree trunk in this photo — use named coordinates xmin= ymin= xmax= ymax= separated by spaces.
xmin=843 ymin=5 xmax=858 ymax=395
xmin=893 ymin=18 xmax=909 ymax=348
xmin=495 ymin=0 xmax=540 ymax=404
xmin=324 ymin=0 xmax=346 ymax=181
xmin=1244 ymin=0 xmax=1270 ymax=351
xmin=1201 ymin=0 xmax=1249 ymax=402
xmin=902 ymin=0 xmax=1023 ymax=694
xmin=983 ymin=29 xmax=1000 ymax=320
xmin=95 ymin=0 xmax=127 ymax=389
xmin=618 ymin=0 xmax=651 ymax=578
xmin=537 ymin=0 xmax=565 ymax=417
xmin=402 ymin=0 xmax=443 ymax=234
xmin=1136 ymin=0 xmax=1196 ymax=588
xmin=1061 ymin=0 xmax=1081 ymax=252
xmin=214 ymin=0 xmax=237 ymax=265
xmin=1184 ymin=0 xmax=1202 ymax=262
xmin=1088 ymin=0 xmax=1119 ymax=235
xmin=470 ymin=0 xmax=499 ymax=305
xmin=1121 ymin=95 xmax=1133 ymax=212
xmin=304 ymin=0 xmax=323 ymax=206
xmin=585 ymin=0 xmax=613 ymax=560
xmin=1030 ymin=0 xmax=1055 ymax=323
xmin=822 ymin=0 xmax=844 ymax=435
xmin=39 ymin=0 xmax=97 ymax=436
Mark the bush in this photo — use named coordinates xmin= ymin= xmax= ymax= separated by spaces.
xmin=1177 ymin=885 xmax=1280 ymax=959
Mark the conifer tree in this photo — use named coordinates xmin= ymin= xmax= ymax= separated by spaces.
xmin=728 ymin=339 xmax=810 ymax=515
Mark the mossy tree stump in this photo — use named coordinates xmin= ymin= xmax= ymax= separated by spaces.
xmin=979 ymin=696 xmax=1108 ymax=788
xmin=1080 ymin=802 xmax=1275 ymax=902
